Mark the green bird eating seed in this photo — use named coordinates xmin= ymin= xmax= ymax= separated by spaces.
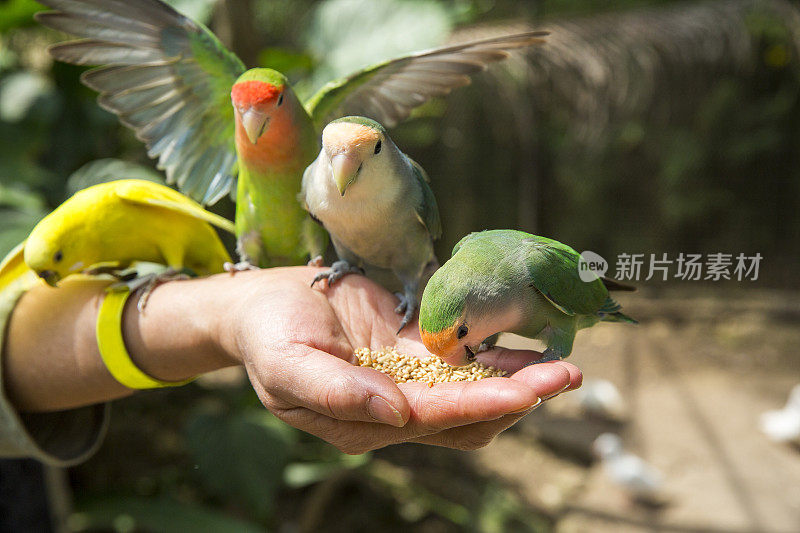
xmin=419 ymin=230 xmax=636 ymax=366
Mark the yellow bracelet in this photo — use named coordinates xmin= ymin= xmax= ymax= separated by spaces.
xmin=96 ymin=287 xmax=195 ymax=389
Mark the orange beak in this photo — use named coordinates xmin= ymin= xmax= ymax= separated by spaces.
xmin=420 ymin=324 xmax=464 ymax=365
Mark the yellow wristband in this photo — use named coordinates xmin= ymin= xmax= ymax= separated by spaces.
xmin=96 ymin=287 xmax=195 ymax=389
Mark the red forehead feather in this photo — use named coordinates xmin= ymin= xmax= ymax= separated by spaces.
xmin=231 ymin=80 xmax=281 ymax=106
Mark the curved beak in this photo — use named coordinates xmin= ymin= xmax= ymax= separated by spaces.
xmin=330 ymin=153 xmax=362 ymax=196
xmin=37 ymin=270 xmax=59 ymax=287
xmin=240 ymin=108 xmax=270 ymax=144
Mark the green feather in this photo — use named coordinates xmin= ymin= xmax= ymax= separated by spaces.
xmin=234 ymin=68 xmax=288 ymax=87
xmin=523 ymin=234 xmax=609 ymax=316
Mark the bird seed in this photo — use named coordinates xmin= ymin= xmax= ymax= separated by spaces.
xmin=354 ymin=347 xmax=506 ymax=385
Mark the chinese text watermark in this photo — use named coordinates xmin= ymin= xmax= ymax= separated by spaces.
xmin=579 ymin=251 xmax=762 ymax=282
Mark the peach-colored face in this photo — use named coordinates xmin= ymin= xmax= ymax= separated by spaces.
xmin=322 ymin=122 xmax=381 ymax=157
xmin=321 ymin=122 xmax=383 ymax=195
xmin=420 ymin=322 xmax=475 ymax=367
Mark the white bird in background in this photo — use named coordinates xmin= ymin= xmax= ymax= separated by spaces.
xmin=593 ymin=433 xmax=664 ymax=502
xmin=575 ymin=378 xmax=628 ymax=422
xmin=760 ymin=384 xmax=800 ymax=443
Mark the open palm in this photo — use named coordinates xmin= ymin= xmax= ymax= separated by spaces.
xmin=225 ymin=267 xmax=582 ymax=453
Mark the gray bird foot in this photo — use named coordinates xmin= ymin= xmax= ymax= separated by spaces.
xmin=111 ymin=268 xmax=191 ymax=312
xmin=478 ymin=333 xmax=501 ymax=353
xmin=224 ymin=261 xmax=259 ymax=274
xmin=307 ymin=255 xmax=325 ymax=267
xmin=310 ymin=260 xmax=364 ymax=287
xmin=525 ymin=348 xmax=563 ymax=366
xmin=393 ymin=293 xmax=417 ymax=334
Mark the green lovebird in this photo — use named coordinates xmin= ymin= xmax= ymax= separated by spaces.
xmin=301 ymin=116 xmax=441 ymax=332
xmin=36 ymin=0 xmax=547 ymax=268
xmin=419 ymin=230 xmax=636 ymax=366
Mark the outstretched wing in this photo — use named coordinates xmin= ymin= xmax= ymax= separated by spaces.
xmin=523 ymin=236 xmax=608 ymax=316
xmin=306 ymin=30 xmax=548 ymax=130
xmin=36 ymin=0 xmax=246 ymax=205
xmin=407 ymin=157 xmax=441 ymax=240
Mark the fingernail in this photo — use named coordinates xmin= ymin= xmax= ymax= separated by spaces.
xmin=544 ymin=382 xmax=572 ymax=401
xmin=368 ymin=395 xmax=406 ymax=427
xmin=510 ymin=397 xmax=542 ymax=414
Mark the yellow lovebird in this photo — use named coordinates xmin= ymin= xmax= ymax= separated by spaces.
xmin=23 ymin=179 xmax=234 ymax=287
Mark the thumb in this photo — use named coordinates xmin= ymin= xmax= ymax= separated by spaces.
xmin=249 ymin=343 xmax=411 ymax=427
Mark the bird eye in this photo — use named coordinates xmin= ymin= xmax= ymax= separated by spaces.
xmin=277 ymin=93 xmax=284 ymax=106
xmin=53 ymin=250 xmax=63 ymax=262
xmin=457 ymin=324 xmax=468 ymax=339
xmin=374 ymin=140 xmax=382 ymax=154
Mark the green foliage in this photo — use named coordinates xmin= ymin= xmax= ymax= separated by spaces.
xmin=71 ymin=496 xmax=264 ymax=533
xmin=66 ymin=159 xmax=164 ymax=195
xmin=184 ymin=406 xmax=296 ymax=520
xmin=0 ymin=0 xmax=39 ymax=32
xmin=300 ymin=0 xmax=453 ymax=97
xmin=0 ymin=183 xmax=46 ymax=252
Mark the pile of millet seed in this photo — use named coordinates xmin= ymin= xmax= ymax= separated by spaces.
xmin=354 ymin=346 xmax=506 ymax=385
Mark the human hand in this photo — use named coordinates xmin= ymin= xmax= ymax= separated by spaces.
xmin=217 ymin=267 xmax=582 ymax=454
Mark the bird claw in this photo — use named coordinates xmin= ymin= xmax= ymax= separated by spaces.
xmin=477 ymin=333 xmax=500 ymax=353
xmin=310 ymin=260 xmax=363 ymax=288
xmin=224 ymin=261 xmax=259 ymax=274
xmin=525 ymin=348 xmax=563 ymax=366
xmin=393 ymin=293 xmax=407 ymax=315
xmin=110 ymin=268 xmax=190 ymax=312
xmin=394 ymin=293 xmax=417 ymax=334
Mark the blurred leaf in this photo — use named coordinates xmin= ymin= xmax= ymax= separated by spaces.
xmin=71 ymin=495 xmax=263 ymax=533
xmin=66 ymin=159 xmax=164 ymax=195
xmin=0 ymin=183 xmax=47 ymax=256
xmin=258 ymin=47 xmax=315 ymax=81
xmin=163 ymin=0 xmax=218 ymax=25
xmin=0 ymin=210 xmax=41 ymax=257
xmin=284 ymin=452 xmax=370 ymax=488
xmin=185 ymin=407 xmax=295 ymax=519
xmin=0 ymin=71 xmax=53 ymax=123
xmin=0 ymin=182 xmax=45 ymax=211
xmin=302 ymin=0 xmax=453 ymax=96
xmin=0 ymin=0 xmax=40 ymax=32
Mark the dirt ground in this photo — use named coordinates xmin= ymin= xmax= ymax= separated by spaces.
xmin=473 ymin=286 xmax=800 ymax=533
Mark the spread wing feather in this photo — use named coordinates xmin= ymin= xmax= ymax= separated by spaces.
xmin=36 ymin=0 xmax=246 ymax=205
xmin=306 ymin=31 xmax=548 ymax=129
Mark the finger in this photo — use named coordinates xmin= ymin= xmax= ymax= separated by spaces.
xmin=508 ymin=362 xmax=575 ymax=399
xmin=552 ymin=361 xmax=583 ymax=391
xmin=410 ymin=408 xmax=537 ymax=450
xmin=474 ymin=346 xmax=545 ymax=373
xmin=397 ymin=377 xmax=540 ymax=432
xmin=267 ymin=375 xmax=542 ymax=454
xmin=249 ymin=343 xmax=411 ymax=427
xmin=409 ymin=363 xmax=579 ymax=450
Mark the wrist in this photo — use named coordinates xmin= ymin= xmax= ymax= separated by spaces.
xmin=122 ymin=274 xmax=241 ymax=381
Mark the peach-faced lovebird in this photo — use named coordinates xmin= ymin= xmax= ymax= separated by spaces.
xmin=36 ymin=0 xmax=547 ymax=267
xmin=302 ymin=117 xmax=441 ymax=332
xmin=419 ymin=230 xmax=636 ymax=366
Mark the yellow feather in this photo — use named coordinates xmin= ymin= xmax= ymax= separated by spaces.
xmin=23 ymin=179 xmax=233 ymax=284
xmin=0 ymin=241 xmax=38 ymax=293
